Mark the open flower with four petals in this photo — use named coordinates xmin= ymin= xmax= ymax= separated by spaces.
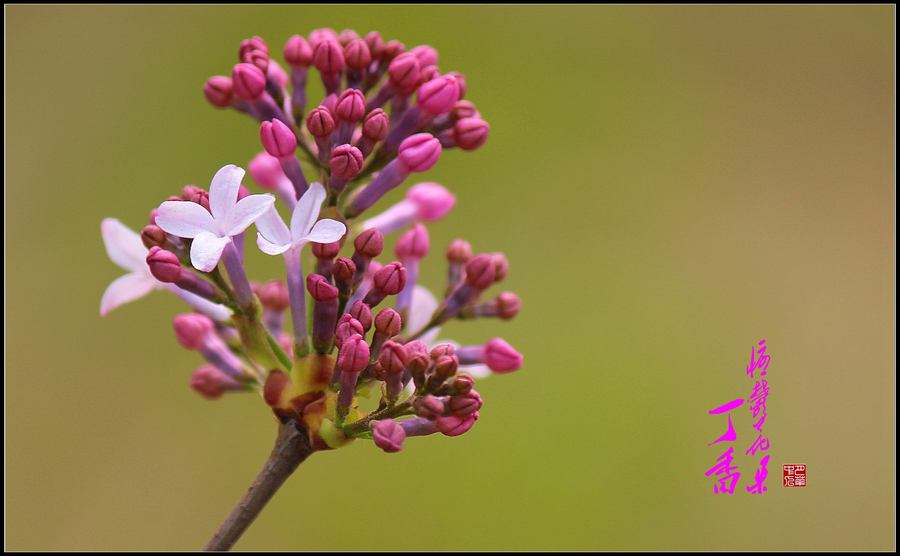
xmin=156 ymin=164 xmax=275 ymax=272
xmin=255 ymin=182 xmax=346 ymax=255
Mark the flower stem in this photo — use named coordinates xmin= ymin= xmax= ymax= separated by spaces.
xmin=284 ymin=247 xmax=311 ymax=359
xmin=341 ymin=400 xmax=414 ymax=438
xmin=203 ymin=421 xmax=313 ymax=551
xmin=402 ymin=319 xmax=438 ymax=342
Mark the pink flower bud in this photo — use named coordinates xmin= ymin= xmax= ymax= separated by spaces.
xmin=415 ymin=395 xmax=445 ymax=419
xmin=362 ymin=109 xmax=389 ymax=141
xmin=306 ymin=273 xmax=339 ymax=302
xmin=406 ymin=340 xmax=430 ymax=373
xmin=333 ymin=257 xmax=357 ymax=283
xmin=406 ymin=182 xmax=456 ymax=221
xmin=238 ymin=184 xmax=251 ymax=200
xmin=284 ymin=34 xmax=313 ymax=67
xmin=374 ymin=307 xmax=402 ymax=337
xmin=365 ymin=31 xmax=384 ymax=58
xmin=378 ymin=341 xmax=409 ymax=374
xmin=256 ymin=280 xmax=290 ymax=311
xmin=410 ymin=44 xmax=438 ymax=67
xmin=451 ymin=100 xmax=479 ymax=121
xmin=388 ymin=52 xmax=420 ymax=91
xmin=190 ymin=365 xmax=237 ymax=400
xmin=231 ymin=63 xmax=266 ymax=100
xmin=398 ymin=133 xmax=441 ymax=173
xmin=183 ymin=187 xmax=210 ymax=211
xmin=309 ymin=28 xmax=338 ymax=48
xmin=344 ymin=38 xmax=372 ymax=70
xmin=306 ymin=106 xmax=335 ymax=138
xmin=203 ymin=76 xmax=233 ymax=108
xmin=312 ymin=39 xmax=345 ymax=74
xmin=395 ymin=223 xmax=430 ymax=259
xmin=448 ymin=389 xmax=483 ymax=416
xmin=446 ymin=239 xmax=473 ymax=264
xmin=180 ymin=184 xmax=200 ymax=199
xmin=172 ymin=313 xmax=214 ymax=350
xmin=335 ymin=89 xmax=366 ymax=122
xmin=491 ymin=252 xmax=509 ymax=282
xmin=239 ymin=36 xmax=268 ymax=58
xmin=311 ymin=241 xmax=341 ymax=259
xmin=260 ymin=119 xmax=297 ymax=158
xmin=338 ymin=333 xmax=370 ymax=373
xmin=141 ymin=225 xmax=167 ymax=249
xmin=451 ymin=374 xmax=475 ymax=395
xmin=348 ymin=300 xmax=372 ymax=330
xmin=418 ymin=75 xmax=460 ymax=115
xmin=249 ymin=152 xmax=287 ymax=192
xmin=353 ymin=228 xmax=384 ymax=258
xmin=433 ymin=354 xmax=459 ymax=380
xmin=372 ymin=419 xmax=405 ymax=452
xmin=465 ymin=253 xmax=496 ymax=290
xmin=335 ymin=315 xmax=364 ymax=348
xmin=382 ymin=40 xmax=405 ymax=61
xmin=337 ymin=28 xmax=360 ymax=46
xmin=182 ymin=184 xmax=206 ymax=202
xmin=329 ymin=144 xmax=364 ymax=179
xmin=419 ymin=65 xmax=440 ymax=85
xmin=496 ymin=292 xmax=522 ymax=320
xmin=242 ymin=48 xmax=269 ymax=72
xmin=446 ymin=71 xmax=467 ymax=99
xmin=373 ymin=262 xmax=407 ymax=295
xmin=431 ymin=343 xmax=455 ymax=359
xmin=454 ymin=117 xmax=490 ymax=151
xmin=483 ymin=338 xmax=523 ymax=373
xmin=435 ymin=412 xmax=479 ymax=437
xmin=146 ymin=246 xmax=182 ymax=283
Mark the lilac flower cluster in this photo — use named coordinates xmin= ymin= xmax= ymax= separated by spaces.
xmin=101 ymin=28 xmax=521 ymax=453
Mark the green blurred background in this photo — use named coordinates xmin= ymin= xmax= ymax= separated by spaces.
xmin=6 ymin=5 xmax=895 ymax=551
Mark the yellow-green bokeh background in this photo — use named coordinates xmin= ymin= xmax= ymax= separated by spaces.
xmin=6 ymin=5 xmax=895 ymax=551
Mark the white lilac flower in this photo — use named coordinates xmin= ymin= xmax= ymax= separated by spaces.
xmin=255 ymin=182 xmax=346 ymax=255
xmin=255 ymin=181 xmax=346 ymax=355
xmin=156 ymin=164 xmax=275 ymax=272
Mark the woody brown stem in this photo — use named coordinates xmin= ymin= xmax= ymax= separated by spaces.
xmin=203 ymin=421 xmax=313 ymax=551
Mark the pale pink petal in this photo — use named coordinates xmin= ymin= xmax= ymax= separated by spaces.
xmin=255 ymin=206 xmax=292 ymax=247
xmin=303 ymin=218 xmax=346 ymax=244
xmin=163 ymin=284 xmax=233 ymax=322
xmin=256 ymin=233 xmax=292 ymax=256
xmin=408 ymin=285 xmax=440 ymax=341
xmin=156 ymin=200 xmax=217 ymax=238
xmin=290 ymin=182 xmax=327 ymax=240
xmin=101 ymin=218 xmax=148 ymax=272
xmin=402 ymin=380 xmax=416 ymax=399
xmin=99 ymin=272 xmax=157 ymax=316
xmin=224 ymin=194 xmax=275 ymax=236
xmin=460 ymin=363 xmax=492 ymax=378
xmin=190 ymin=231 xmax=231 ymax=272
xmin=209 ymin=164 xmax=246 ymax=220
